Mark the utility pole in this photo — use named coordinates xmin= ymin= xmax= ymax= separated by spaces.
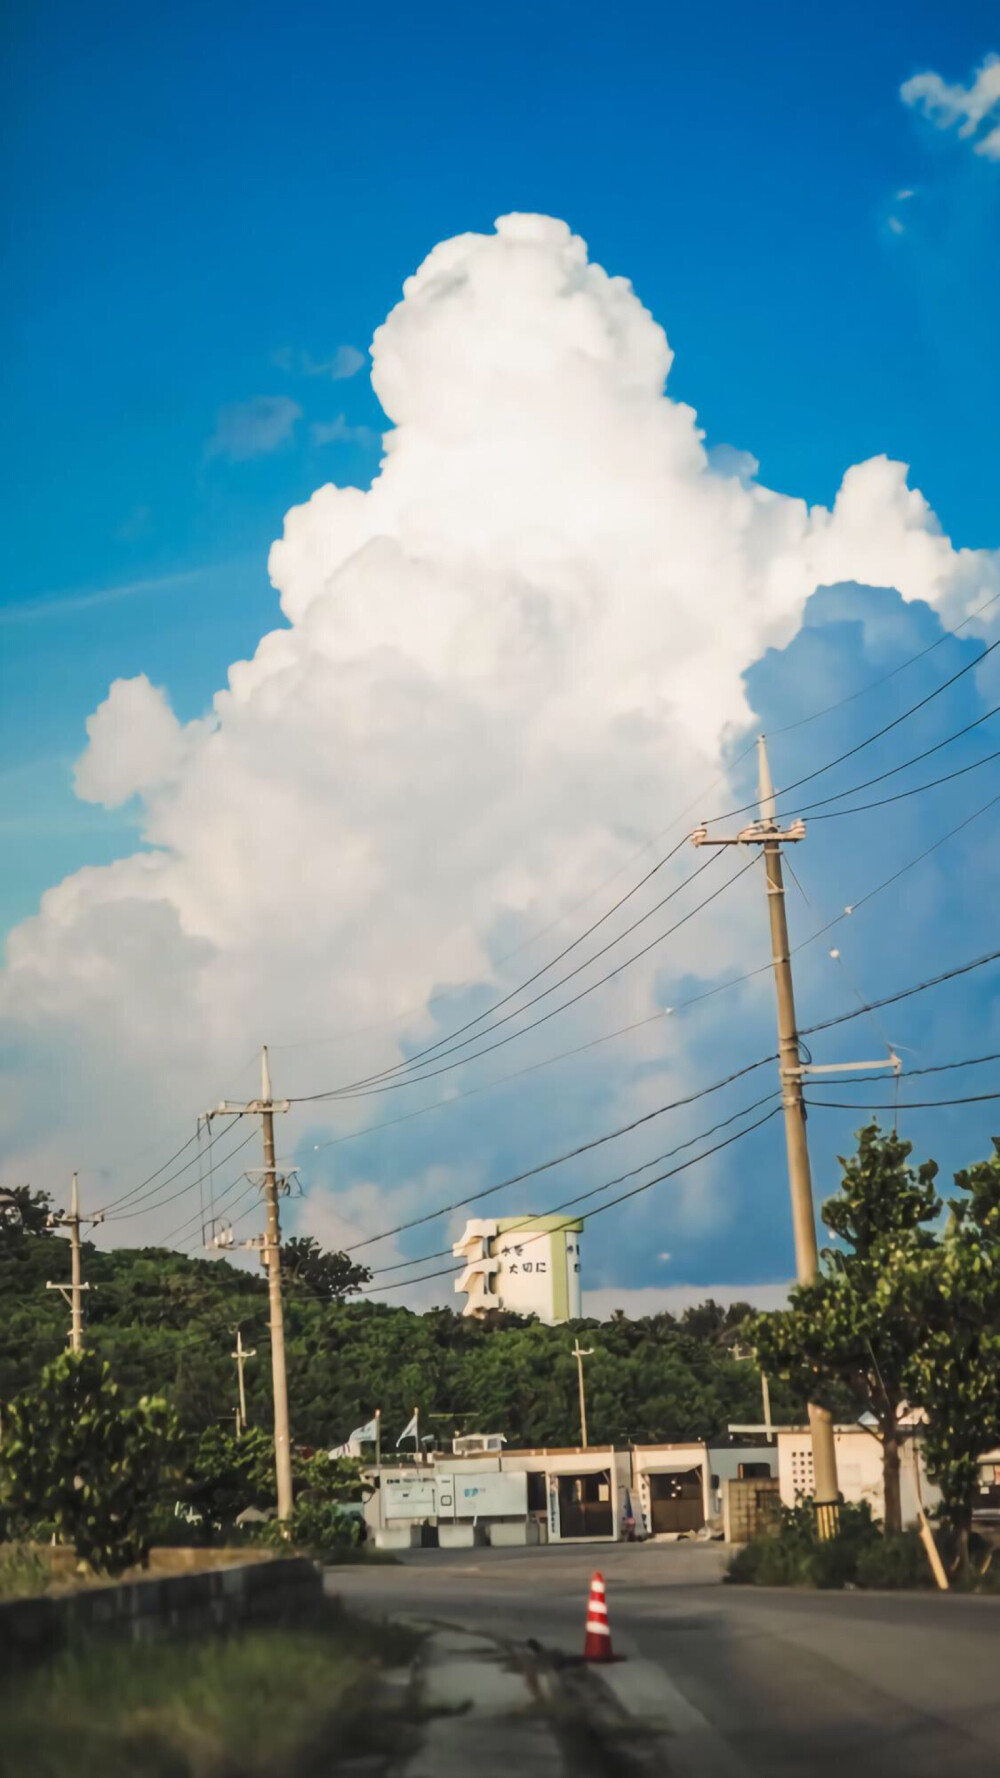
xmin=205 ymin=1048 xmax=294 ymax=1522
xmin=692 ymin=738 xmax=840 ymax=1527
xmin=232 ymin=1327 xmax=256 ymax=1436
xmin=573 ymin=1339 xmax=594 ymax=1449
xmin=46 ymin=1173 xmax=104 ymax=1353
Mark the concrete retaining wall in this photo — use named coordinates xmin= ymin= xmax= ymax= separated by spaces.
xmin=0 ymin=1556 xmax=321 ymax=1666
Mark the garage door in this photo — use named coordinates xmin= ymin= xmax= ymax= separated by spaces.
xmin=648 ymin=1468 xmax=704 ymax=1534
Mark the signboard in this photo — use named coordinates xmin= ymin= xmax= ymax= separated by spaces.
xmin=493 ymin=1230 xmax=558 ymax=1321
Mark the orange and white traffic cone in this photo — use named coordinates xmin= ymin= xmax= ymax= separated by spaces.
xmin=583 ymin=1570 xmax=614 ymax=1662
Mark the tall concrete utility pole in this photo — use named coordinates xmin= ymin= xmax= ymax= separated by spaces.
xmin=232 ymin=1327 xmax=256 ymax=1435
xmin=573 ymin=1339 xmax=594 ymax=1449
xmin=692 ymin=737 xmax=839 ymax=1525
xmin=46 ymin=1173 xmax=104 ymax=1353
xmin=205 ymin=1048 xmax=294 ymax=1522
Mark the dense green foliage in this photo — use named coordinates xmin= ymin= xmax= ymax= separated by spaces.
xmin=0 ymin=1203 xmax=796 ymax=1452
xmin=0 ymin=1351 xmax=177 ymax=1572
xmin=748 ymin=1126 xmax=1000 ymax=1546
xmin=727 ymin=1499 xmax=931 ymax=1590
xmin=907 ymin=1146 xmax=1000 ymax=1541
xmin=749 ymin=1126 xmax=942 ymax=1532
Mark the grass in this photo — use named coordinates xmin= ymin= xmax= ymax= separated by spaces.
xmin=0 ymin=1542 xmax=56 ymax=1599
xmin=0 ymin=1605 xmax=419 ymax=1778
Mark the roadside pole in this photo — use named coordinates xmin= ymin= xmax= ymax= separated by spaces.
xmin=573 ymin=1339 xmax=594 ymax=1449
xmin=205 ymin=1047 xmax=294 ymax=1522
xmin=692 ymin=738 xmax=839 ymax=1526
xmin=46 ymin=1173 xmax=104 ymax=1353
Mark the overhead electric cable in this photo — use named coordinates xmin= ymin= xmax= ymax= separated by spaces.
xmin=702 ymin=631 xmax=1000 ymax=829
xmin=801 ymin=946 xmax=1000 ymax=1038
xmin=96 ymin=1116 xmax=239 ymax=1217
xmin=364 ymin=1103 xmax=784 ymax=1296
xmin=96 ymin=1129 xmax=201 ymax=1215
xmin=785 ymin=702 xmax=1000 ymax=820
xmin=806 ymin=1091 xmax=1000 ymax=1110
xmin=102 ymin=1128 xmax=256 ymax=1223
xmin=767 ymin=588 xmax=1000 ymax=737
xmin=294 ymin=854 xmax=755 ymax=1105
xmin=296 ymin=843 xmax=716 ymax=1100
xmin=341 ymin=1047 xmax=777 ymax=1254
xmin=365 ymin=1089 xmax=782 ymax=1278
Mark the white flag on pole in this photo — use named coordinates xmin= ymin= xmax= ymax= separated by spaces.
xmin=396 ymin=1410 xmax=419 ymax=1448
xmin=329 ymin=1415 xmax=379 ymax=1458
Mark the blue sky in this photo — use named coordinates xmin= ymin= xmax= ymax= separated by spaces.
xmin=2 ymin=1 xmax=999 ymax=1301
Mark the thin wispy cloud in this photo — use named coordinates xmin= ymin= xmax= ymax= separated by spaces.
xmin=206 ymin=394 xmax=302 ymax=461
xmin=901 ymin=52 xmax=1000 ymax=161
xmin=310 ymin=414 xmax=378 ymax=447
xmin=0 ymin=567 xmax=209 ymax=627
xmin=273 ymin=344 xmax=366 ymax=380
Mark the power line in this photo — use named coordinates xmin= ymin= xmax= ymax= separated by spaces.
xmin=294 ymin=844 xmax=720 ymax=1101
xmin=328 ymin=944 xmax=1000 ymax=1273
xmin=835 ymin=787 xmax=1000 ymax=918
xmin=365 ymin=1088 xmax=782 ymax=1279
xmin=293 ymin=854 xmax=755 ymax=1105
xmin=268 ymin=740 xmax=762 ymax=1060
xmin=102 ymin=1128 xmax=256 ymax=1223
xmin=767 ymin=588 xmax=1000 ymax=738
xmin=803 ymin=740 xmax=1000 ymax=824
xmin=364 ymin=1102 xmax=784 ymax=1297
xmin=318 ymin=785 xmax=993 ymax=1157
xmin=703 ymin=631 xmax=1000 ymax=830
xmin=342 ymin=1050 xmax=778 ymax=1255
xmin=806 ymin=1091 xmax=1000 ymax=1110
xmin=95 ymin=1129 xmax=201 ymax=1214
xmin=96 ymin=1116 xmax=238 ymax=1217
xmin=787 ymin=701 xmax=1000 ymax=820
xmin=801 ymin=945 xmax=1000 ymax=1038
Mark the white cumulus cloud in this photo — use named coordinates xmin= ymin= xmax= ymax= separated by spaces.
xmin=2 ymin=214 xmax=999 ymax=1278
xmin=901 ymin=52 xmax=1000 ymax=160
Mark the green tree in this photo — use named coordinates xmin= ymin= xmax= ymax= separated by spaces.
xmin=905 ymin=1143 xmax=1000 ymax=1560
xmin=180 ymin=1424 xmax=274 ymax=1530
xmin=281 ymin=1236 xmax=372 ymax=1301
xmin=0 ymin=1185 xmax=56 ymax=1240
xmin=0 ymin=1351 xmax=178 ymax=1572
xmin=749 ymin=1124 xmax=941 ymax=1533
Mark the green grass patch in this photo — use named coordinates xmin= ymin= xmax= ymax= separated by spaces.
xmin=0 ymin=1542 xmax=53 ymax=1600
xmin=0 ymin=1606 xmax=419 ymax=1778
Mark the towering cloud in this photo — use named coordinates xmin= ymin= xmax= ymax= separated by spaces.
xmin=2 ymin=216 xmax=998 ymax=1284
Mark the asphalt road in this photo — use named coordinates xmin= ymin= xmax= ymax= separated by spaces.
xmin=332 ymin=1541 xmax=1000 ymax=1777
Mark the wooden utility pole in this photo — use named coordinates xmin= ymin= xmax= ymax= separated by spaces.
xmin=232 ymin=1327 xmax=256 ymax=1435
xmin=206 ymin=1048 xmax=294 ymax=1522
xmin=692 ymin=738 xmax=839 ymax=1525
xmin=46 ymin=1173 xmax=104 ymax=1353
xmin=573 ymin=1339 xmax=594 ymax=1449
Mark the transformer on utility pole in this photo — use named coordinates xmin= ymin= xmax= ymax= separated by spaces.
xmin=205 ymin=1047 xmax=294 ymax=1522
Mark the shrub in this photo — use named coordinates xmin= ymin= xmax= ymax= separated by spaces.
xmin=259 ymin=1498 xmax=362 ymax=1558
xmin=727 ymin=1498 xmax=880 ymax=1589
xmin=0 ymin=1351 xmax=178 ymax=1574
xmin=855 ymin=1530 xmax=931 ymax=1590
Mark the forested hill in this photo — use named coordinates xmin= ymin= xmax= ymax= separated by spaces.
xmin=0 ymin=1201 xmax=799 ymax=1449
